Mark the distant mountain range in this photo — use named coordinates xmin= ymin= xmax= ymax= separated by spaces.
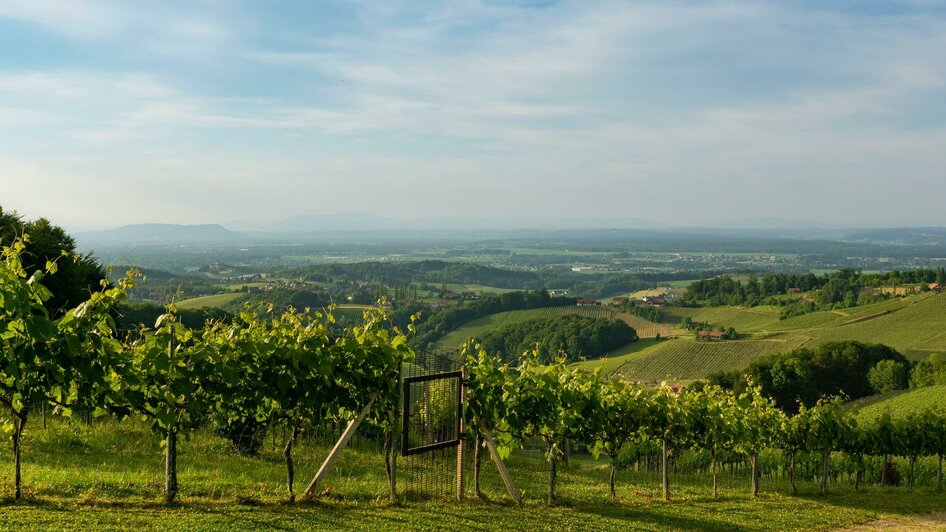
xmin=77 ymin=223 xmax=247 ymax=244
xmin=222 ymin=213 xmax=667 ymax=233
xmin=74 ymin=216 xmax=946 ymax=248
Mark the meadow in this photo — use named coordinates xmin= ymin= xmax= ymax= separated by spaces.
xmin=1 ymin=418 xmax=944 ymax=531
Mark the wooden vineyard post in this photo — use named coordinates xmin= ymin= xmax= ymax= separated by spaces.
xmin=456 ymin=366 xmax=466 ymax=501
xmin=300 ymin=396 xmax=376 ymax=501
xmin=481 ymin=427 xmax=523 ymax=505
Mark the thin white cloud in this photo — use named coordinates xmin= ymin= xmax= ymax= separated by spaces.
xmin=1 ymin=1 xmax=945 ymax=227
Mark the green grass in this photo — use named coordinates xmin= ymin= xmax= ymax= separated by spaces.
xmin=435 ymin=306 xmax=670 ymax=349
xmin=1 ymin=419 xmax=944 ymax=530
xmin=852 ymin=385 xmax=946 ymax=423
xmin=613 ymin=292 xmax=946 ymax=381
xmin=804 ymin=293 xmax=946 ymax=360
xmin=174 ymin=293 xmax=244 ymax=310
xmin=573 ymin=339 xmax=665 ymax=373
xmin=613 ymin=336 xmax=811 ymax=383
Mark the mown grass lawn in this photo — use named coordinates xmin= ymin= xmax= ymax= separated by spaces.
xmin=0 ymin=419 xmax=944 ymax=531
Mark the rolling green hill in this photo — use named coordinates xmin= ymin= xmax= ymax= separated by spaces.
xmin=852 ymin=385 xmax=946 ymax=422
xmin=432 ymin=292 xmax=946 ymax=383
xmin=581 ymin=292 xmax=946 ymax=383
xmin=610 ymin=336 xmax=810 ymax=383
xmin=803 ymin=293 xmax=946 ymax=360
xmin=434 ymin=305 xmax=670 ymax=349
xmin=174 ymin=292 xmax=245 ymax=310
xmin=662 ymin=305 xmax=783 ymax=332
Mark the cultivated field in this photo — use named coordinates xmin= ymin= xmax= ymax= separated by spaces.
xmin=604 ymin=292 xmax=946 ymax=381
xmin=803 ymin=293 xmax=946 ymax=360
xmin=609 ymin=336 xmax=811 ymax=383
xmin=435 ymin=305 xmax=671 ymax=349
xmin=852 ymin=385 xmax=946 ymax=422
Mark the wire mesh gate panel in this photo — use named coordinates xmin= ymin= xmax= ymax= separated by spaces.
xmin=400 ymin=350 xmax=464 ymax=500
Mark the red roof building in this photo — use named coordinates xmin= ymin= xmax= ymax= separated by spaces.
xmin=698 ymin=331 xmax=726 ymax=340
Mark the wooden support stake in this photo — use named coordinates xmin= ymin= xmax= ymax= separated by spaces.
xmin=300 ymin=397 xmax=375 ymax=501
xmin=481 ymin=427 xmax=522 ymax=505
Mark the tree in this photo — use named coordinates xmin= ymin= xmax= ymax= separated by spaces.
xmin=909 ymin=354 xmax=946 ymax=388
xmin=0 ymin=236 xmax=130 ymax=499
xmin=868 ymin=360 xmax=909 ymax=394
xmin=0 ymin=208 xmax=108 ymax=317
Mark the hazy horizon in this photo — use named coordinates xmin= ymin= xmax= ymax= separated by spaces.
xmin=2 ymin=1 xmax=945 ymax=230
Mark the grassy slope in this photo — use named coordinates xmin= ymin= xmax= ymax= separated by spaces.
xmin=852 ymin=385 xmax=946 ymax=423
xmin=174 ymin=292 xmax=244 ymax=310
xmin=804 ymin=293 xmax=946 ymax=360
xmin=613 ymin=292 xmax=946 ymax=381
xmin=435 ymin=306 xmax=671 ymax=349
xmin=1 ymin=419 xmax=944 ymax=531
xmin=430 ymin=292 xmax=946 ymax=383
xmin=612 ymin=336 xmax=811 ymax=383
xmin=574 ymin=339 xmax=665 ymax=373
xmin=662 ymin=306 xmax=783 ymax=332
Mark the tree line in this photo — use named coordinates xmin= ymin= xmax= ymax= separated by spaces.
xmin=403 ymin=290 xmax=576 ymax=347
xmin=477 ymin=314 xmax=638 ymax=363
xmin=682 ymin=268 xmax=946 ymax=309
xmin=710 ymin=342 xmax=901 ymax=412
xmin=707 ymin=341 xmax=941 ymax=413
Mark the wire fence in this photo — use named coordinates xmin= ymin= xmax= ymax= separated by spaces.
xmin=401 ymin=349 xmax=464 ymax=501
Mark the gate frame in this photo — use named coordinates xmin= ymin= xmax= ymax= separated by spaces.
xmin=400 ymin=369 xmax=464 ymax=457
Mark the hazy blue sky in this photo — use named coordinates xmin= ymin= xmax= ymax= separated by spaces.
xmin=1 ymin=1 xmax=945 ymax=230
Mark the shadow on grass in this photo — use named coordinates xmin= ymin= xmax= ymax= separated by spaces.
xmin=794 ymin=486 xmax=946 ymax=516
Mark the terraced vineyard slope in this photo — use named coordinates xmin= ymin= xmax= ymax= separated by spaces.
xmin=852 ymin=385 xmax=946 ymax=422
xmin=609 ymin=336 xmax=810 ymax=383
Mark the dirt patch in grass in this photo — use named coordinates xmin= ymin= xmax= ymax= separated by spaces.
xmin=836 ymin=512 xmax=946 ymax=531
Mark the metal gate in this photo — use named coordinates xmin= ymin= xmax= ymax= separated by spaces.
xmin=400 ymin=350 xmax=465 ymax=500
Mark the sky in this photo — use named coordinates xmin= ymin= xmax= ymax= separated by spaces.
xmin=1 ymin=0 xmax=945 ymax=231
